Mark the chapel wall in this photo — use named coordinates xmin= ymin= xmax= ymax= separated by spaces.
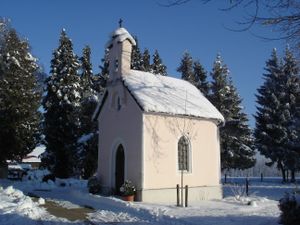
xmin=143 ymin=113 xmax=221 ymax=189
xmin=97 ymin=84 xmax=143 ymax=192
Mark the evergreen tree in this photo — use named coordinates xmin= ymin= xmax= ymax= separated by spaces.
xmin=255 ymin=48 xmax=300 ymax=182
xmin=281 ymin=48 xmax=300 ymax=182
xmin=35 ymin=67 xmax=47 ymax=94
xmin=131 ymin=36 xmax=143 ymax=70
xmin=93 ymin=48 xmax=109 ymax=94
xmin=98 ymin=48 xmax=110 ymax=91
xmin=80 ymin=46 xmax=94 ymax=97
xmin=78 ymin=45 xmax=98 ymax=179
xmin=142 ymin=48 xmax=151 ymax=72
xmin=151 ymin=50 xmax=167 ymax=76
xmin=210 ymin=54 xmax=255 ymax=171
xmin=193 ymin=60 xmax=209 ymax=96
xmin=177 ymin=52 xmax=209 ymax=96
xmin=0 ymin=28 xmax=41 ymax=166
xmin=42 ymin=29 xmax=82 ymax=178
xmin=177 ymin=52 xmax=194 ymax=81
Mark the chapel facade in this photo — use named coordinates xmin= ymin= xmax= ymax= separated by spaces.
xmin=94 ymin=26 xmax=224 ymax=203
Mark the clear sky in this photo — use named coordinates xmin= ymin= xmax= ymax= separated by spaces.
xmin=1 ymin=0 xmax=285 ymax=126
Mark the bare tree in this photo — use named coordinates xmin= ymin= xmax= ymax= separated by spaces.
xmin=159 ymin=0 xmax=300 ymax=50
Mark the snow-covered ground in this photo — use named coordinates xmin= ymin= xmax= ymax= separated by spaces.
xmin=0 ymin=171 xmax=298 ymax=225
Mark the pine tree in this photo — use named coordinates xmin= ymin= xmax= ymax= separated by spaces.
xmin=35 ymin=67 xmax=47 ymax=95
xmin=255 ymin=48 xmax=300 ymax=182
xmin=80 ymin=46 xmax=94 ymax=98
xmin=210 ymin=54 xmax=255 ymax=171
xmin=0 ymin=28 xmax=41 ymax=166
xmin=131 ymin=36 xmax=143 ymax=70
xmin=255 ymin=49 xmax=286 ymax=182
xmin=281 ymin=48 xmax=300 ymax=182
xmin=42 ymin=29 xmax=82 ymax=178
xmin=142 ymin=48 xmax=151 ymax=72
xmin=78 ymin=45 xmax=98 ymax=179
xmin=93 ymin=48 xmax=109 ymax=94
xmin=193 ymin=60 xmax=209 ymax=96
xmin=151 ymin=50 xmax=167 ymax=76
xmin=99 ymin=48 xmax=110 ymax=91
xmin=177 ymin=52 xmax=194 ymax=81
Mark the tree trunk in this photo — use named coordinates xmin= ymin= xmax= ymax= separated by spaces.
xmin=290 ymin=170 xmax=296 ymax=183
xmin=278 ymin=162 xmax=286 ymax=183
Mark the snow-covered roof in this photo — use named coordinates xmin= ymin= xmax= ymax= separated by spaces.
xmin=123 ymin=70 xmax=224 ymax=123
xmin=105 ymin=27 xmax=136 ymax=48
xmin=22 ymin=145 xmax=45 ymax=163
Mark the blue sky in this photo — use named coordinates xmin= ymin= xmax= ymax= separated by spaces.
xmin=1 ymin=0 xmax=285 ymax=126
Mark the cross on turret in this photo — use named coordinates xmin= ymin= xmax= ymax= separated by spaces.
xmin=119 ymin=18 xmax=123 ymax=28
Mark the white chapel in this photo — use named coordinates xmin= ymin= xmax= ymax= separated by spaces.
xmin=93 ymin=25 xmax=224 ymax=203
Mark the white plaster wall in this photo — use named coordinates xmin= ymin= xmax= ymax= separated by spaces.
xmin=97 ymin=83 xmax=143 ymax=192
xmin=108 ymin=39 xmax=132 ymax=82
xmin=142 ymin=186 xmax=222 ymax=203
xmin=143 ymin=113 xmax=221 ymax=190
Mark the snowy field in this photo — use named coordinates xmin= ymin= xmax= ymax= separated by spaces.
xmin=0 ymin=171 xmax=298 ymax=225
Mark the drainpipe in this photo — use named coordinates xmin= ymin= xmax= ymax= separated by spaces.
xmin=140 ymin=114 xmax=145 ymax=201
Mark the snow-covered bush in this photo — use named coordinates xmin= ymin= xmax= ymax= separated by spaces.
xmin=279 ymin=192 xmax=300 ymax=225
xmin=42 ymin=174 xmax=56 ymax=183
xmin=87 ymin=176 xmax=101 ymax=194
xmin=230 ymin=183 xmax=247 ymax=202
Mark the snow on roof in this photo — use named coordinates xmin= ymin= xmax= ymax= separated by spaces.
xmin=105 ymin=27 xmax=136 ymax=48
xmin=22 ymin=145 xmax=46 ymax=163
xmin=123 ymin=70 xmax=224 ymax=123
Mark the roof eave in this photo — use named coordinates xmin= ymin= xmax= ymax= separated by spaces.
xmin=92 ymin=90 xmax=108 ymax=121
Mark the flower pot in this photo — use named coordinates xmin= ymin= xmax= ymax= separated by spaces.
xmin=122 ymin=195 xmax=134 ymax=202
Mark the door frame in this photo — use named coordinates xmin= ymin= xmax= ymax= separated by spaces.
xmin=110 ymin=139 xmax=127 ymax=193
xmin=115 ymin=144 xmax=125 ymax=195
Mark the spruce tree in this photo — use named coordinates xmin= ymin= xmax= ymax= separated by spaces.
xmin=210 ymin=54 xmax=255 ymax=171
xmin=0 ymin=28 xmax=41 ymax=166
xmin=177 ymin=52 xmax=194 ymax=81
xmin=281 ymin=48 xmax=300 ymax=182
xmin=131 ymin=36 xmax=143 ymax=70
xmin=94 ymin=48 xmax=109 ymax=93
xmin=177 ymin=53 xmax=209 ymax=96
xmin=193 ymin=60 xmax=209 ymax=96
xmin=42 ymin=29 xmax=82 ymax=178
xmin=255 ymin=48 xmax=300 ymax=182
xmin=78 ymin=45 xmax=98 ymax=179
xmin=151 ymin=50 xmax=167 ymax=76
xmin=142 ymin=48 xmax=151 ymax=72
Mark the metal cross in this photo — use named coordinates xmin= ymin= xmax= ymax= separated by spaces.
xmin=119 ymin=18 xmax=123 ymax=28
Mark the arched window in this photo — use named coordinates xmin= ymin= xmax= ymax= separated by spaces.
xmin=178 ymin=136 xmax=190 ymax=171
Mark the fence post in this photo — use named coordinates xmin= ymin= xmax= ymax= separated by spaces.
xmin=224 ymin=174 xmax=227 ymax=184
xmin=260 ymin=173 xmax=263 ymax=182
xmin=246 ymin=178 xmax=249 ymax=196
xmin=185 ymin=185 xmax=188 ymax=207
xmin=176 ymin=184 xmax=180 ymax=206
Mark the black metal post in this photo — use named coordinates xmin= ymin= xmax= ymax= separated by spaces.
xmin=246 ymin=178 xmax=249 ymax=196
xmin=185 ymin=185 xmax=188 ymax=207
xmin=261 ymin=173 xmax=263 ymax=182
xmin=176 ymin=184 xmax=180 ymax=206
xmin=224 ymin=174 xmax=227 ymax=184
xmin=181 ymin=170 xmax=183 ymax=207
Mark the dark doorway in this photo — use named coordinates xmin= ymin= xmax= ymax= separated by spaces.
xmin=115 ymin=145 xmax=125 ymax=195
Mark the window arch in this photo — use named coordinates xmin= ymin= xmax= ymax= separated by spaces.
xmin=178 ymin=136 xmax=190 ymax=171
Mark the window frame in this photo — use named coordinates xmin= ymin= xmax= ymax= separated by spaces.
xmin=177 ymin=135 xmax=192 ymax=173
